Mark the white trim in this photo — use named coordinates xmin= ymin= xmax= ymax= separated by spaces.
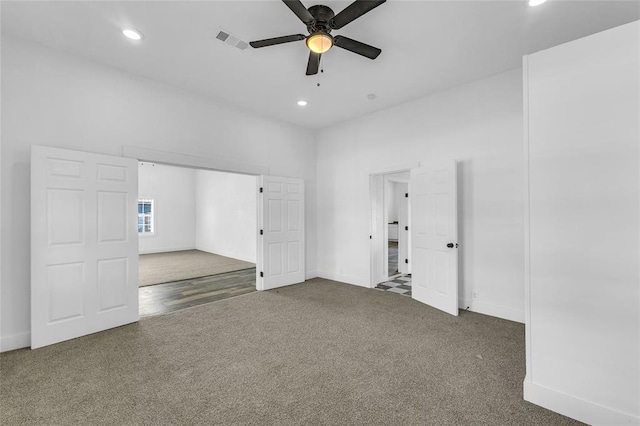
xmin=522 ymin=55 xmax=533 ymax=385
xmin=369 ymin=174 xmax=385 ymax=287
xmin=305 ymin=270 xmax=318 ymax=280
xmin=387 ymin=176 xmax=410 ymax=184
xmin=123 ymin=146 xmax=269 ymax=176
xmin=256 ymin=178 xmax=263 ymax=290
xmin=369 ymin=174 xmax=376 ymax=288
xmin=0 ymin=331 xmax=31 ymax=352
xmin=368 ymin=162 xmax=420 ymax=176
xmin=382 ymin=176 xmax=390 ymax=280
xmin=524 ymin=381 xmax=640 ymax=425
xmin=459 ymin=299 xmax=524 ymax=324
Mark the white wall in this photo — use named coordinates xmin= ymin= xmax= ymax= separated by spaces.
xmin=195 ymin=169 xmax=257 ymax=263
xmin=138 ymin=162 xmax=196 ymax=254
xmin=392 ymin=182 xmax=405 ymax=224
xmin=138 ymin=162 xmax=256 ymax=259
xmin=384 ymin=178 xmax=399 ymax=224
xmin=317 ymin=68 xmax=525 ymax=323
xmin=0 ymin=37 xmax=317 ymax=352
xmin=524 ymin=21 xmax=639 ymax=424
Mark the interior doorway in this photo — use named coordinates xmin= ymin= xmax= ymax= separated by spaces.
xmin=136 ymin=162 xmax=258 ymax=317
xmin=385 ymin=174 xmax=410 ymax=277
xmin=370 ymin=169 xmax=412 ymax=295
xmin=369 ymin=160 xmax=460 ymax=315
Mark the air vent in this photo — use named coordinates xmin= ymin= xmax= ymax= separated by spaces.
xmin=216 ymin=30 xmax=249 ymax=51
xmin=216 ymin=31 xmax=230 ymax=42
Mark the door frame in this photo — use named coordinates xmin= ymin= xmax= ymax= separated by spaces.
xmin=122 ymin=146 xmax=267 ymax=290
xmin=395 ymin=180 xmax=410 ymax=275
xmin=369 ymin=162 xmax=419 ymax=288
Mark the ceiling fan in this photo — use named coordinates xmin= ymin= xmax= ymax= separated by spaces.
xmin=250 ymin=0 xmax=386 ymax=75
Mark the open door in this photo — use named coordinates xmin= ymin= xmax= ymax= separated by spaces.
xmin=257 ymin=176 xmax=305 ymax=290
xmin=31 ymin=146 xmax=139 ymax=349
xmin=410 ymin=161 xmax=458 ymax=316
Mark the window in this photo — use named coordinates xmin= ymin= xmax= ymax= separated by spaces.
xmin=138 ymin=199 xmax=154 ymax=234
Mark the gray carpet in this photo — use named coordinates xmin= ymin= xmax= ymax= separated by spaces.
xmin=0 ymin=279 xmax=581 ymax=425
xmin=138 ymin=249 xmax=255 ymax=287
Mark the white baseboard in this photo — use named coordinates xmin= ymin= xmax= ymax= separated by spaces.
xmin=459 ymin=298 xmax=524 ymax=323
xmin=305 ymin=270 xmax=318 ymax=280
xmin=524 ymin=380 xmax=639 ymax=425
xmin=195 ymin=246 xmax=256 ymax=264
xmin=1 ymin=331 xmax=30 ymax=352
xmin=317 ymin=270 xmax=369 ymax=288
xmin=138 ymin=246 xmax=196 ymax=255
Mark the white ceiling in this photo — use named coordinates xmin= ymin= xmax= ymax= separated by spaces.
xmin=2 ymin=1 xmax=639 ymax=129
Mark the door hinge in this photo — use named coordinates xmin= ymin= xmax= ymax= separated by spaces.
xmin=405 ymin=259 xmax=409 ymax=264
xmin=260 ymin=229 xmax=263 ymax=235
xmin=260 ymin=271 xmax=264 ymax=278
xmin=405 ymin=226 xmax=408 ymax=231
xmin=259 ymin=187 xmax=263 ymax=193
xmin=405 ymin=193 xmax=408 ymax=198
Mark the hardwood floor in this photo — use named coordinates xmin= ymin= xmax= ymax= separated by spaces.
xmin=139 ymin=268 xmax=256 ymax=317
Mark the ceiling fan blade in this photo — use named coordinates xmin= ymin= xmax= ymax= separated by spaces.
xmin=250 ymin=34 xmax=306 ymax=48
xmin=306 ymin=52 xmax=321 ymax=75
xmin=282 ymin=0 xmax=315 ymax=25
xmin=331 ymin=0 xmax=386 ymax=30
xmin=333 ymin=35 xmax=381 ymax=59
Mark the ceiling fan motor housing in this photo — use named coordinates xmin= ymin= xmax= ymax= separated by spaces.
xmin=307 ymin=5 xmax=335 ymax=33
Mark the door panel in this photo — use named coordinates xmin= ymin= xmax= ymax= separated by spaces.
xmin=47 ymin=263 xmax=84 ymax=322
xmin=258 ymin=176 xmax=305 ymax=290
xmin=97 ymin=257 xmax=129 ymax=311
xmin=98 ymin=191 xmax=128 ymax=242
xmin=410 ymin=161 xmax=459 ymax=316
xmin=287 ymin=241 xmax=301 ymax=272
xmin=48 ymin=189 xmax=84 ymax=245
xmin=31 ymin=146 xmax=139 ymax=349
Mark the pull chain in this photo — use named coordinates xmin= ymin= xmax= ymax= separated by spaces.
xmin=317 ymin=55 xmax=325 ymax=87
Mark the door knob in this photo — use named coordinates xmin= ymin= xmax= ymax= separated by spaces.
xmin=447 ymin=243 xmax=458 ymax=248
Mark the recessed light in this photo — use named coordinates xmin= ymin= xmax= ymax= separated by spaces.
xmin=122 ymin=28 xmax=143 ymax=41
xmin=297 ymin=100 xmax=308 ymax=107
xmin=528 ymin=0 xmax=547 ymax=6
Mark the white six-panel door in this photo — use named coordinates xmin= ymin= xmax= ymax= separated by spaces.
xmin=410 ymin=161 xmax=459 ymax=316
xmin=258 ymin=176 xmax=305 ymax=290
xmin=31 ymin=146 xmax=139 ymax=349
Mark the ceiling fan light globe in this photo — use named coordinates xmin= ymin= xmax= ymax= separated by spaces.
xmin=306 ymin=33 xmax=333 ymax=54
